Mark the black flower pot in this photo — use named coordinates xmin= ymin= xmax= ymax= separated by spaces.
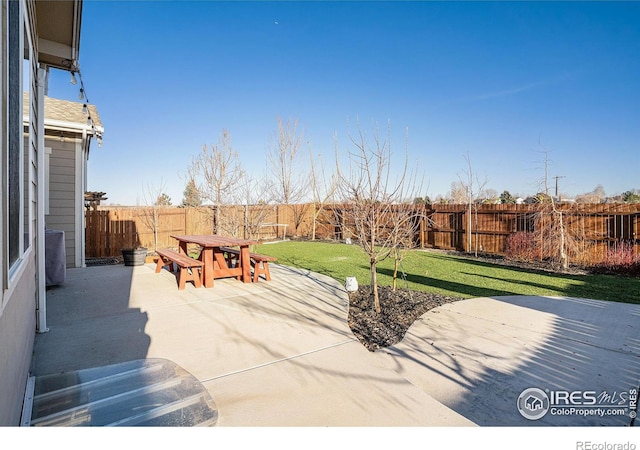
xmin=122 ymin=247 xmax=147 ymax=266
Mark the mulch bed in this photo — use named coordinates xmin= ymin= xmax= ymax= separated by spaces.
xmin=86 ymin=257 xmax=123 ymax=266
xmin=344 ymin=250 xmax=624 ymax=352
xmin=348 ymin=285 xmax=462 ymax=352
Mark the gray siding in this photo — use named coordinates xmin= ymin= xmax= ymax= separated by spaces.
xmin=45 ymin=138 xmax=78 ymax=267
xmin=0 ymin=253 xmax=37 ymax=425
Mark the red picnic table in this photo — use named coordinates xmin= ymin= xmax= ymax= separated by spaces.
xmin=170 ymin=234 xmax=258 ymax=288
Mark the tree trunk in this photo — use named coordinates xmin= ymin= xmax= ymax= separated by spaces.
xmin=213 ymin=204 xmax=220 ymax=234
xmin=369 ymin=210 xmax=380 ymax=313
xmin=243 ymin=204 xmax=248 ymax=239
xmin=467 ymin=203 xmax=472 ymax=253
xmin=392 ymin=247 xmax=399 ymax=291
xmin=311 ymin=203 xmax=317 ymax=240
xmin=153 ymin=207 xmax=159 ymax=251
xmin=474 ymin=209 xmax=479 ymax=257
xmin=371 ymin=260 xmax=380 ymax=314
xmin=557 ymin=209 xmax=568 ymax=269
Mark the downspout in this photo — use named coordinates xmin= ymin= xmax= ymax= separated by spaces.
xmin=36 ymin=67 xmax=48 ymax=333
xmin=77 ymin=129 xmax=88 ymax=267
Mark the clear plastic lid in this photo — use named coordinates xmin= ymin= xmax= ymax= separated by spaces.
xmin=30 ymin=358 xmax=218 ymax=427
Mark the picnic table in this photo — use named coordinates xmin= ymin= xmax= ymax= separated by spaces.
xmin=170 ymin=235 xmax=258 ymax=288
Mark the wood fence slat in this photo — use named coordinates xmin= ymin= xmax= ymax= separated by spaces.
xmin=85 ymin=203 xmax=640 ymax=263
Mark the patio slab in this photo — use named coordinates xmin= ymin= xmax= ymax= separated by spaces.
xmin=30 ymin=263 xmax=639 ymax=427
xmin=31 ymin=263 xmax=473 ymax=426
xmin=376 ymin=296 xmax=640 ymax=426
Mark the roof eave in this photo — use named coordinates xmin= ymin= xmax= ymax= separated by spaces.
xmin=36 ymin=0 xmax=83 ymax=71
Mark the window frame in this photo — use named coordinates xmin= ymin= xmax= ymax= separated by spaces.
xmin=2 ymin=0 xmax=34 ymax=295
xmin=7 ymin=0 xmax=23 ymax=275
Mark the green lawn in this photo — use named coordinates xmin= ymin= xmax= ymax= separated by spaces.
xmin=255 ymin=240 xmax=640 ymax=304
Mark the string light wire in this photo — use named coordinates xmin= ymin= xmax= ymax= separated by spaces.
xmin=62 ymin=59 xmax=103 ymax=147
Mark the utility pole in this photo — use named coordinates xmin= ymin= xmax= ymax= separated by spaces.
xmin=553 ymin=175 xmax=565 ymax=200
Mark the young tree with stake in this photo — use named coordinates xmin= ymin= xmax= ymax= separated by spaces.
xmin=335 ymin=121 xmax=422 ymax=313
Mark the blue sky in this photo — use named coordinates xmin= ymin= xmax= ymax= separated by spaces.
xmin=48 ymin=1 xmax=640 ymax=205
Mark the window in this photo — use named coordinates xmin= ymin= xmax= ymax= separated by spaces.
xmin=7 ymin=0 xmax=21 ymax=270
xmin=4 ymin=0 xmax=33 ymax=278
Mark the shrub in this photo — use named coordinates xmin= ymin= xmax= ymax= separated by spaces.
xmin=505 ymin=232 xmax=540 ymax=262
xmin=594 ymin=241 xmax=640 ymax=276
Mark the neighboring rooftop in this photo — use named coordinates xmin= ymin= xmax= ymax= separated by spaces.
xmin=23 ymin=91 xmax=103 ymax=132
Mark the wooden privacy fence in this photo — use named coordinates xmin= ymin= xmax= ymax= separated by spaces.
xmin=419 ymin=203 xmax=640 ymax=263
xmin=85 ymin=204 xmax=324 ymax=257
xmin=85 ymin=207 xmax=204 ymax=257
xmin=86 ymin=203 xmax=640 ymax=264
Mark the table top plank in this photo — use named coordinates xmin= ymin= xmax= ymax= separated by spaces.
xmin=170 ymin=234 xmax=257 ymax=247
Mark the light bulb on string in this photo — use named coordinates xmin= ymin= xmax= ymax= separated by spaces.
xmin=73 ymin=69 xmax=102 ymax=150
xmin=70 ymin=72 xmax=77 ymax=85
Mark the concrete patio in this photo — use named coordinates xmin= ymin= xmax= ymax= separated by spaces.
xmin=29 ymin=261 xmax=639 ymax=426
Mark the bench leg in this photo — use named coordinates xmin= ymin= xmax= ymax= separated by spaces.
xmin=177 ymin=266 xmax=202 ymax=290
xmin=155 ymin=257 xmax=175 ymax=273
xmin=252 ymin=261 xmax=271 ymax=282
xmin=262 ymin=262 xmax=271 ymax=281
xmin=193 ymin=267 xmax=203 ymax=288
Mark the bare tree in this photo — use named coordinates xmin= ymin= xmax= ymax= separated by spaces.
xmin=309 ymin=139 xmax=338 ymax=240
xmin=139 ymin=179 xmax=168 ymax=251
xmin=335 ymin=121 xmax=422 ymax=313
xmin=189 ymin=129 xmax=243 ymax=234
xmin=457 ymin=153 xmax=488 ymax=256
xmin=232 ymin=170 xmax=278 ymax=240
xmin=532 ymin=148 xmax=592 ymax=269
xmin=575 ymin=185 xmax=606 ymax=204
xmin=482 ymin=189 xmax=499 ymax=203
xmin=448 ymin=180 xmax=468 ymax=204
xmin=388 ymin=200 xmax=423 ymax=290
xmin=267 ymin=117 xmax=310 ymax=236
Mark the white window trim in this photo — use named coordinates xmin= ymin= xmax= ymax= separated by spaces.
xmin=2 ymin=0 xmax=35 ymax=304
xmin=5 ymin=0 xmax=24 ymax=283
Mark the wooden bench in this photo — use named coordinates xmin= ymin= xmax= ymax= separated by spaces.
xmin=219 ymin=247 xmax=277 ymax=282
xmin=155 ymin=249 xmax=204 ymax=290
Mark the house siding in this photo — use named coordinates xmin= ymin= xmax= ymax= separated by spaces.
xmin=45 ymin=138 xmax=78 ymax=267
xmin=0 ymin=0 xmax=41 ymax=425
xmin=23 ymin=91 xmax=102 ymax=269
xmin=0 ymin=257 xmax=36 ymax=426
xmin=1 ymin=0 xmax=84 ymax=425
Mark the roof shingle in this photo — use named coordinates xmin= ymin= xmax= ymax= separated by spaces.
xmin=23 ymin=91 xmax=103 ymax=131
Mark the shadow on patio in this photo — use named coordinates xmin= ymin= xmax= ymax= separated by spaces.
xmin=379 ymin=295 xmax=640 ymax=426
xmin=31 ymin=264 xmax=151 ymax=375
xmin=29 ymin=262 xmax=472 ymax=426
